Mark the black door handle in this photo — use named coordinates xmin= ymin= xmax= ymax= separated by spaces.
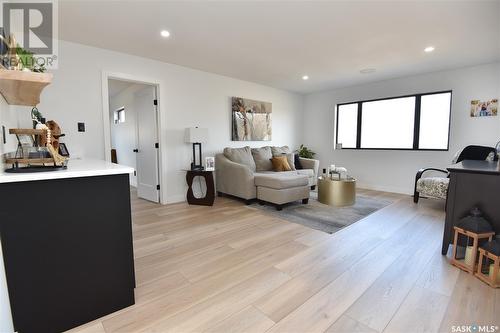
xmin=133 ymin=149 xmax=138 ymax=153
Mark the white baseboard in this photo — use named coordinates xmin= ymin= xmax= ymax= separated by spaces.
xmin=165 ymin=194 xmax=186 ymax=204
xmin=356 ymin=182 xmax=412 ymax=195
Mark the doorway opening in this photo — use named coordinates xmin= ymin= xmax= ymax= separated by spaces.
xmin=107 ymin=78 xmax=160 ymax=203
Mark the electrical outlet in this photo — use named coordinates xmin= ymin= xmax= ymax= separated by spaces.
xmin=77 ymin=122 xmax=85 ymax=132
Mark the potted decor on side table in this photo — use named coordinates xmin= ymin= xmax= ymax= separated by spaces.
xmin=295 ymin=144 xmax=316 ymax=170
xmin=297 ymin=144 xmax=316 ymax=159
xmin=295 ymin=144 xmax=318 ymax=190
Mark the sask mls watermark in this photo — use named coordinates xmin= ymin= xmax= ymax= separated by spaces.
xmin=0 ymin=0 xmax=58 ymax=70
xmin=451 ymin=325 xmax=499 ymax=333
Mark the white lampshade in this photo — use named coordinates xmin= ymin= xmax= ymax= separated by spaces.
xmin=185 ymin=127 xmax=208 ymax=143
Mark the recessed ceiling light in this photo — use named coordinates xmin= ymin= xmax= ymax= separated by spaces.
xmin=302 ymin=75 xmax=309 ymax=80
xmin=160 ymin=30 xmax=170 ymax=38
xmin=360 ymin=68 xmax=376 ymax=74
xmin=424 ymin=46 xmax=435 ymax=53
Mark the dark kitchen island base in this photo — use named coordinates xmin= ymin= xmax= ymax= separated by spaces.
xmin=0 ymin=173 xmax=135 ymax=333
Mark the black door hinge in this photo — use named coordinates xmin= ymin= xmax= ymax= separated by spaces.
xmin=133 ymin=170 xmax=136 ymax=176
xmin=153 ymin=99 xmax=158 ymax=106
xmin=154 ymin=142 xmax=159 ymax=149
xmin=156 ymin=184 xmax=160 ymax=190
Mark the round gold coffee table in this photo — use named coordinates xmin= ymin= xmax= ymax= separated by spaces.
xmin=317 ymin=177 xmax=356 ymax=207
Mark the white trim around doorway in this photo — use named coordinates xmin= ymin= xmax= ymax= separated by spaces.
xmin=101 ymin=71 xmax=167 ymax=204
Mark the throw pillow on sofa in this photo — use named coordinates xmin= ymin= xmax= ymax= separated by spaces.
xmin=271 ymin=146 xmax=296 ymax=171
xmin=271 ymin=145 xmax=290 ymax=156
xmin=223 ymin=146 xmax=256 ymax=172
xmin=271 ymin=156 xmax=292 ymax=172
xmin=251 ymin=146 xmax=273 ymax=171
xmin=284 ymin=153 xmax=296 ymax=170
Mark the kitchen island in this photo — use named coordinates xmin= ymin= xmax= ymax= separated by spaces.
xmin=0 ymin=159 xmax=135 ymax=333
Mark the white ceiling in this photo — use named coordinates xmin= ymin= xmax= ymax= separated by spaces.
xmin=108 ymin=79 xmax=154 ymax=98
xmin=108 ymin=79 xmax=135 ymax=97
xmin=59 ymin=1 xmax=500 ymax=94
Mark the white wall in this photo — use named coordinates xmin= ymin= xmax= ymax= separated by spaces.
xmin=303 ymin=62 xmax=500 ymax=194
xmin=109 ymin=83 xmax=142 ymax=187
xmin=0 ymin=97 xmax=19 ymax=157
xmin=9 ymin=40 xmax=303 ymax=203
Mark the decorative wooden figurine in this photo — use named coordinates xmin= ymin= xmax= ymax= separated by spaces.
xmin=451 ymin=208 xmax=495 ymax=274
xmin=4 ymin=124 xmax=67 ymax=172
xmin=39 ymin=120 xmax=63 ymax=150
xmin=45 ymin=127 xmax=67 ymax=165
xmin=476 ymin=239 xmax=500 ymax=288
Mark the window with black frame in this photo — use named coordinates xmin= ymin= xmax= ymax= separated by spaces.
xmin=335 ymin=91 xmax=452 ymax=151
xmin=114 ymin=107 xmax=126 ymax=124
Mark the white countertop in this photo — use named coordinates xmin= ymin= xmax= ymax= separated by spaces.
xmin=0 ymin=159 xmax=134 ymax=184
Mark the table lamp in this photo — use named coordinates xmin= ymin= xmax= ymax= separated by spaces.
xmin=185 ymin=127 xmax=208 ymax=170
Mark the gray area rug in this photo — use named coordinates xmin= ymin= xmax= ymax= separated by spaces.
xmin=250 ymin=192 xmax=392 ymax=234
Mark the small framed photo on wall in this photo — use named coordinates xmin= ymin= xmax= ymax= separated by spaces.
xmin=205 ymin=156 xmax=215 ymax=171
xmin=470 ymin=99 xmax=498 ymax=117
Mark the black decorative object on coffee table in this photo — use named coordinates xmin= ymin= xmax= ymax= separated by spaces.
xmin=186 ymin=170 xmax=215 ymax=206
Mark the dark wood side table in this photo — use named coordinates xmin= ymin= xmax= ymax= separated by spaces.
xmin=186 ymin=170 xmax=215 ymax=206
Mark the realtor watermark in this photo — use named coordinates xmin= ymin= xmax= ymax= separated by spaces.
xmin=0 ymin=0 xmax=58 ymax=70
xmin=451 ymin=325 xmax=499 ymax=333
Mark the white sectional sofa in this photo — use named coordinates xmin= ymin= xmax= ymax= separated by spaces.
xmin=215 ymin=146 xmax=320 ymax=210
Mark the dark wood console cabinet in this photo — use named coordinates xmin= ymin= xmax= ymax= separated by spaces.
xmin=442 ymin=160 xmax=500 ymax=255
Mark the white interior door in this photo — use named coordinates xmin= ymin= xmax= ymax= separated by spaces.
xmin=134 ymin=86 xmax=160 ymax=203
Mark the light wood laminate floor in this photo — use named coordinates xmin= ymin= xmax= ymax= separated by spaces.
xmin=68 ymin=189 xmax=500 ymax=333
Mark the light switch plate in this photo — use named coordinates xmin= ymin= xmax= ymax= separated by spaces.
xmin=77 ymin=122 xmax=85 ymax=132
